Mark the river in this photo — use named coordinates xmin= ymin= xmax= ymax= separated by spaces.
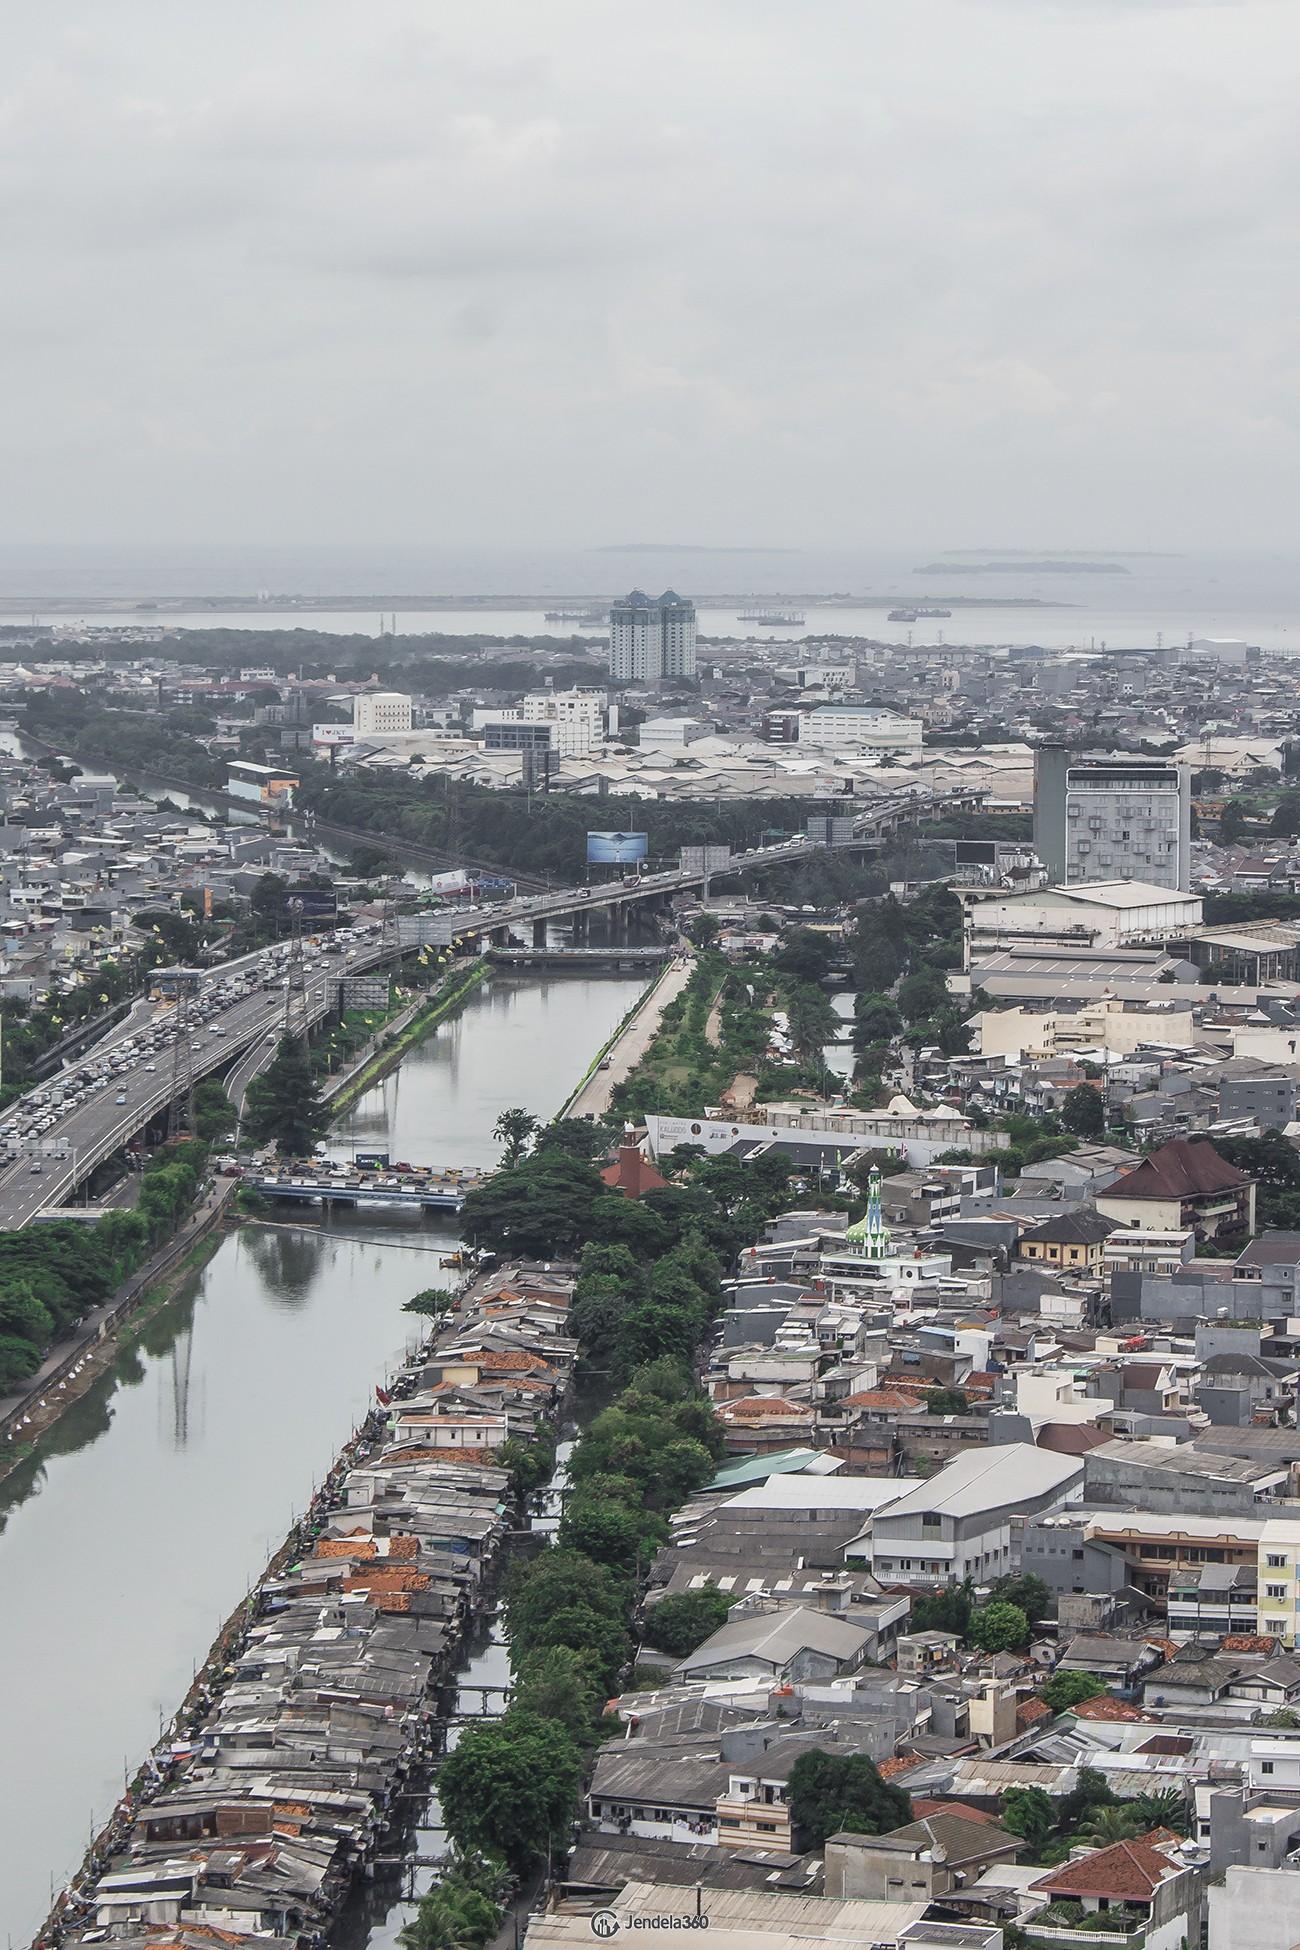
xmin=0 ymin=969 xmax=646 ymax=1945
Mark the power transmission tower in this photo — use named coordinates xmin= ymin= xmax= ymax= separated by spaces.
xmin=167 ymin=989 xmax=195 ymax=1140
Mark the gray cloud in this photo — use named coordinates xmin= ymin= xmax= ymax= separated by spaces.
xmin=0 ymin=0 xmax=1296 ymax=551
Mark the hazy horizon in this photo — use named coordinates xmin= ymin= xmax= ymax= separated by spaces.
xmin=5 ymin=2 xmax=1299 ymax=553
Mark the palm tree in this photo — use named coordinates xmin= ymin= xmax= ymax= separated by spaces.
xmin=1076 ymin=1803 xmax=1143 ymax=1848
xmin=1128 ymin=1787 xmax=1190 ymax=1836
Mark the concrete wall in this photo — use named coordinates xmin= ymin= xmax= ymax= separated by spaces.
xmin=1209 ymin=1865 xmax=1300 ymax=1950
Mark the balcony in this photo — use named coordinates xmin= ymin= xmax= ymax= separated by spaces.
xmin=1027 ymin=1915 xmax=1146 ymax=1950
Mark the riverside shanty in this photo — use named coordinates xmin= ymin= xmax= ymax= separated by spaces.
xmin=41 ymin=1261 xmax=577 ymax=1949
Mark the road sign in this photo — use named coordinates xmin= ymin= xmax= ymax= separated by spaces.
xmin=399 ymin=914 xmax=458 ymax=948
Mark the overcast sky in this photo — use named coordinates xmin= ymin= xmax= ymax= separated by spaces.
xmin=3 ymin=1 xmax=1297 ymax=554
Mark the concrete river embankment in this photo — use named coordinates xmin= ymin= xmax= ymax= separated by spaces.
xmin=0 ymin=969 xmax=648 ymax=1946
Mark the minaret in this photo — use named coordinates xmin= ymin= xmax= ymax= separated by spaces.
xmin=845 ymin=1165 xmax=892 ymax=1260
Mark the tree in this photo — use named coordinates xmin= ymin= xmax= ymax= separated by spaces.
xmin=399 ymin=1851 xmax=508 ymax=1950
xmin=403 ymin=1286 xmax=457 ymax=1317
xmin=925 ymin=1386 xmax=969 ymax=1417
xmin=1219 ymin=798 xmax=1249 ymax=844
xmin=1041 ymin=1669 xmax=1106 ymax=1714
xmin=686 ymin=913 xmax=719 ymax=948
xmin=558 ymin=1493 xmax=663 ymax=1571
xmin=897 ymin=965 xmax=950 ymax=1024
xmin=786 ymin=981 xmax=840 ymax=1064
xmin=1000 ymin=1785 xmax=1055 ymax=1858
xmin=493 ymin=1107 xmax=540 ymax=1167
xmin=773 ymin=928 xmax=833 ymax=983
xmin=1060 ymin=1081 xmax=1105 ymax=1138
xmin=968 ymin=1601 xmax=1030 ymax=1652
xmin=536 ymin=1117 xmax=613 ymax=1162
xmin=990 ymin=1574 xmax=1051 ymax=1627
xmin=854 ymin=992 xmax=901 ymax=1046
xmin=436 ymin=1710 xmax=585 ymax=1871
xmin=191 ymin=1078 xmax=236 ymax=1144
xmin=643 ymin=1588 xmax=736 ymax=1656
xmin=460 ymin=1153 xmax=604 ymax=1258
xmin=1127 ymin=1787 xmax=1190 ymax=1836
xmin=788 ymin=1749 xmax=911 ymax=1850
xmin=243 ymin=1035 xmax=328 ymax=1155
xmin=511 ymin=1646 xmax=603 ymax=1742
xmin=1077 ymin=1803 xmax=1144 ymax=1848
xmin=910 ymin=1580 xmax=974 ymax=1639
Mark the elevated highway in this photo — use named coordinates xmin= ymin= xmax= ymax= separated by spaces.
xmin=0 ymin=785 xmax=965 ymax=1227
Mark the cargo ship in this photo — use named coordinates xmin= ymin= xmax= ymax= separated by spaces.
xmin=887 ymin=608 xmax=919 ymax=623
xmin=737 ymin=609 xmax=806 ymax=627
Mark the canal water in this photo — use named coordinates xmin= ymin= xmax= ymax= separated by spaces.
xmin=0 ymin=970 xmax=646 ymax=1945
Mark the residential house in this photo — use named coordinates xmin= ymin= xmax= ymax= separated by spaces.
xmin=1027 ymin=1832 xmax=1201 ymax=1950
xmin=1018 ymin=1210 xmax=1118 ymax=1275
xmin=1095 ymin=1137 xmax=1256 ymax=1244
xmin=825 ymin=1812 xmax=1021 ymax=1902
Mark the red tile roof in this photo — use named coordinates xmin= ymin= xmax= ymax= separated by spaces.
xmin=1104 ymin=1137 xmax=1249 ymax=1203
xmin=600 ymin=1142 xmax=669 ymax=1199
xmin=1032 ymin=1833 xmax=1182 ymax=1902
xmin=911 ymin=1798 xmax=1000 ymax=1826
xmin=722 ymin=1396 xmax=811 ymax=1420
xmin=842 ymin=1386 xmax=930 ymax=1411
xmin=1071 ymin=1697 xmax=1159 ymax=1723
xmin=1016 ymin=1697 xmax=1053 ymax=1730
xmin=1036 ymin=1423 xmax=1113 ymax=1456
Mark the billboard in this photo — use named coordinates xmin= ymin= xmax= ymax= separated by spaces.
xmin=955 ymin=839 xmax=997 ymax=866
xmin=587 ymin=831 xmax=648 ymax=865
xmin=339 ymin=975 xmax=391 ymax=1013
xmin=680 ymin=844 xmax=732 ymax=876
xmin=281 ymin=889 xmax=338 ymax=921
xmin=806 ymin=816 xmax=856 ymax=847
xmin=399 ymin=913 xmax=458 ymax=948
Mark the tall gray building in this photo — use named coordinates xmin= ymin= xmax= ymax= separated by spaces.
xmin=608 ymin=589 xmax=697 ymax=683
xmin=1034 ymin=748 xmax=1191 ymax=891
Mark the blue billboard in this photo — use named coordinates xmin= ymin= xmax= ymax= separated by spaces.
xmin=586 ymin=831 xmax=648 ymax=865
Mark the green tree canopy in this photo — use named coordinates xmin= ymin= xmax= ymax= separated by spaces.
xmin=1060 ymin=1082 xmax=1105 ymax=1138
xmin=968 ymin=1600 xmax=1030 ymax=1652
xmin=788 ymin=1749 xmax=911 ymax=1850
xmin=436 ymin=1709 xmax=585 ymax=1871
xmin=244 ymin=1035 xmax=328 ymax=1155
xmin=643 ymin=1588 xmax=736 ymax=1657
xmin=1041 ymin=1669 xmax=1106 ymax=1714
xmin=1000 ymin=1785 xmax=1055 ymax=1857
xmin=493 ymin=1106 xmax=540 ymax=1167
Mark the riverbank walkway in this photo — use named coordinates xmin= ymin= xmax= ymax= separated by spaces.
xmin=564 ymin=953 xmax=694 ymax=1120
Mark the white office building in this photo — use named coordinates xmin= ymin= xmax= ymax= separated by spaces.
xmin=609 ymin=589 xmax=697 ymax=683
xmin=353 ymin=691 xmax=413 ymax=736
xmin=796 ymin=706 xmax=923 ymax=753
xmin=471 ymin=689 xmax=605 ymax=758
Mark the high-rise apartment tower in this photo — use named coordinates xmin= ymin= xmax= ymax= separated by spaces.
xmin=609 ymin=589 xmax=697 ymax=683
